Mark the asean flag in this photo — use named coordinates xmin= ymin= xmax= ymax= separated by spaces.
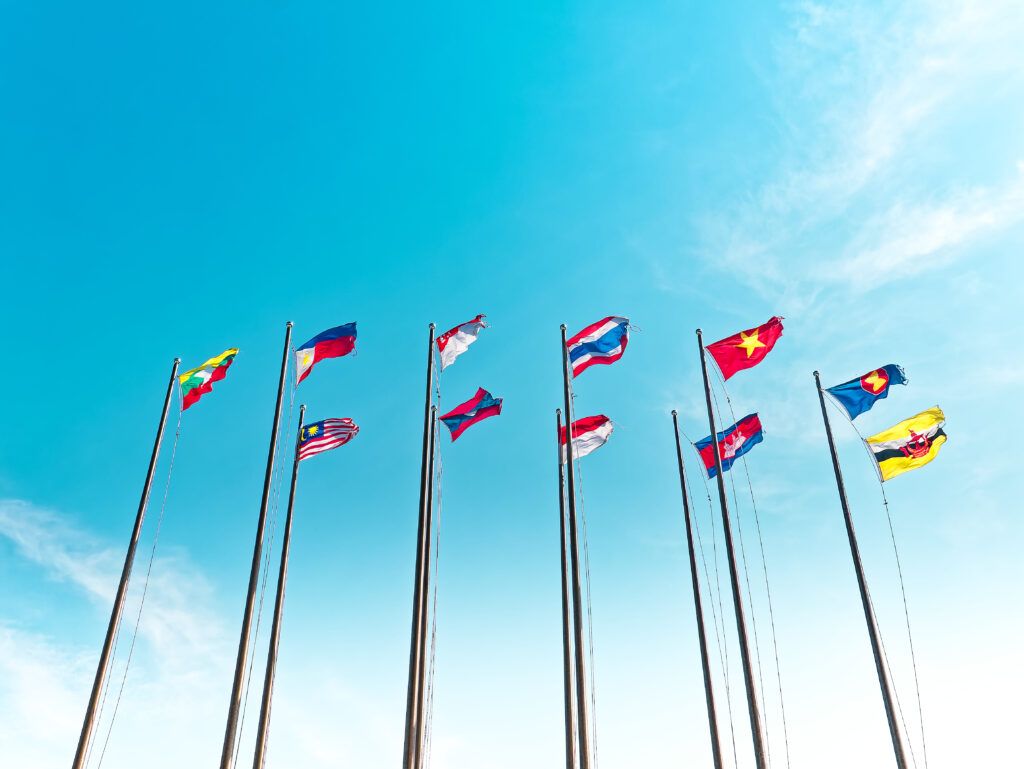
xmin=705 ymin=317 xmax=784 ymax=380
xmin=295 ymin=322 xmax=357 ymax=384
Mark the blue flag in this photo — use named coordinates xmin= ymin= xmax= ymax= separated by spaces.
xmin=826 ymin=364 xmax=907 ymax=420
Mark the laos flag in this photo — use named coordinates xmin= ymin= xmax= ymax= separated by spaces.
xmin=696 ymin=413 xmax=764 ymax=478
xmin=295 ymin=322 xmax=357 ymax=384
xmin=566 ymin=316 xmax=630 ymax=377
xmin=826 ymin=364 xmax=907 ymax=420
xmin=440 ymin=388 xmax=503 ymax=441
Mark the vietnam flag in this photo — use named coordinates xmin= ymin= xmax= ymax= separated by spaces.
xmin=705 ymin=316 xmax=784 ymax=380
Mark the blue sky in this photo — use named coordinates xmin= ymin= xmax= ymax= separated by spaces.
xmin=2 ymin=1 xmax=1023 ymax=767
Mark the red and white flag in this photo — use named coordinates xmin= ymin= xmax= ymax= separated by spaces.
xmin=437 ymin=314 xmax=488 ymax=371
xmin=560 ymin=415 xmax=613 ymax=463
xmin=298 ymin=418 xmax=359 ymax=461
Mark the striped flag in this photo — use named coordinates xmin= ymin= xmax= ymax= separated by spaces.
xmin=560 ymin=414 xmax=613 ymax=462
xmin=298 ymin=418 xmax=359 ymax=461
xmin=566 ymin=316 xmax=630 ymax=377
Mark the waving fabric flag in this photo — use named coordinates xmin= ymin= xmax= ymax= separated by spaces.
xmin=440 ymin=388 xmax=503 ymax=441
xmin=560 ymin=415 xmax=613 ymax=463
xmin=827 ymin=364 xmax=907 ymax=420
xmin=866 ymin=407 xmax=946 ymax=482
xmin=706 ymin=317 xmax=783 ymax=380
xmin=696 ymin=413 xmax=764 ymax=478
xmin=566 ymin=317 xmax=629 ymax=378
xmin=298 ymin=418 xmax=359 ymax=461
xmin=437 ymin=314 xmax=488 ymax=371
xmin=179 ymin=348 xmax=238 ymax=410
xmin=295 ymin=323 xmax=357 ymax=384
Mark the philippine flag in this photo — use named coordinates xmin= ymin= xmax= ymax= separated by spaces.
xmin=437 ymin=314 xmax=488 ymax=371
xmin=440 ymin=388 xmax=503 ymax=441
xmin=560 ymin=415 xmax=613 ymax=463
xmin=696 ymin=413 xmax=764 ymax=478
xmin=566 ymin=317 xmax=629 ymax=377
xmin=295 ymin=322 xmax=357 ymax=384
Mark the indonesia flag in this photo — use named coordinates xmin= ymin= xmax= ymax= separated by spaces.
xmin=440 ymin=388 xmax=503 ymax=441
xmin=437 ymin=314 xmax=488 ymax=371
xmin=566 ymin=317 xmax=629 ymax=377
xmin=560 ymin=415 xmax=613 ymax=463
xmin=295 ymin=322 xmax=357 ymax=384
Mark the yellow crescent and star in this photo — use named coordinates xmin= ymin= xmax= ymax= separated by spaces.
xmin=736 ymin=329 xmax=767 ymax=358
xmin=301 ymin=424 xmax=320 ymax=441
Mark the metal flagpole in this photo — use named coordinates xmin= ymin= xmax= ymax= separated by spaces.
xmin=556 ymin=409 xmax=578 ymax=769
xmin=250 ymin=405 xmax=305 ymax=769
xmin=413 ymin=406 xmax=437 ymax=767
xmin=403 ymin=324 xmax=435 ymax=769
xmin=696 ymin=329 xmax=767 ymax=769
xmin=220 ymin=322 xmax=293 ymax=769
xmin=560 ymin=325 xmax=591 ymax=769
xmin=672 ymin=410 xmax=725 ymax=769
xmin=813 ymin=372 xmax=908 ymax=769
xmin=71 ymin=357 xmax=181 ymax=769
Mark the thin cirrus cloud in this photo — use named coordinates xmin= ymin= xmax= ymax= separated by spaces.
xmin=698 ymin=0 xmax=1024 ymax=296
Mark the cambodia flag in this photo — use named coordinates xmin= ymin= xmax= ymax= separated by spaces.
xmin=696 ymin=413 xmax=764 ymax=478
xmin=566 ymin=316 xmax=630 ymax=378
xmin=826 ymin=364 xmax=907 ymax=420
xmin=560 ymin=414 xmax=613 ymax=463
xmin=295 ymin=323 xmax=357 ymax=384
xmin=705 ymin=317 xmax=783 ymax=380
xmin=440 ymin=388 xmax=503 ymax=441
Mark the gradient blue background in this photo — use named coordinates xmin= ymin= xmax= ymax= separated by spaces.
xmin=2 ymin=1 xmax=1022 ymax=767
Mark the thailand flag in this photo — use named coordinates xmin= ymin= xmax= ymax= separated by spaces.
xmin=440 ymin=388 xmax=503 ymax=441
xmin=696 ymin=413 xmax=764 ymax=478
xmin=566 ymin=317 xmax=629 ymax=377
xmin=295 ymin=322 xmax=357 ymax=384
xmin=437 ymin=314 xmax=488 ymax=371
xmin=560 ymin=415 xmax=613 ymax=463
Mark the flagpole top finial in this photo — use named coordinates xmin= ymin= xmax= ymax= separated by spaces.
xmin=696 ymin=327 xmax=702 ymax=334
xmin=560 ymin=323 xmax=567 ymax=330
xmin=174 ymin=357 xmax=181 ymax=364
xmin=286 ymin=321 xmax=293 ymax=327
xmin=429 ymin=322 xmax=436 ymax=329
xmin=557 ymin=408 xmax=562 ymax=416
xmin=813 ymin=370 xmax=820 ymax=377
xmin=672 ymin=409 xmax=678 ymax=416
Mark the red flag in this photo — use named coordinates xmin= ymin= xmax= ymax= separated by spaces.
xmin=705 ymin=316 xmax=784 ymax=380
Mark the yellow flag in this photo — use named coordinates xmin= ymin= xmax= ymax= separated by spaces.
xmin=865 ymin=406 xmax=946 ymax=482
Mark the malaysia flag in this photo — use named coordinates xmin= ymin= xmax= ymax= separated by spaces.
xmin=566 ymin=316 xmax=630 ymax=378
xmin=437 ymin=314 xmax=488 ymax=371
xmin=560 ymin=414 xmax=613 ymax=463
xmin=696 ymin=413 xmax=764 ymax=478
xmin=440 ymin=388 xmax=503 ymax=441
xmin=298 ymin=418 xmax=359 ymax=461
xmin=295 ymin=322 xmax=357 ymax=384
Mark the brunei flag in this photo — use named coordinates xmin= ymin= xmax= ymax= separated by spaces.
xmin=866 ymin=407 xmax=947 ymax=482
xmin=179 ymin=348 xmax=238 ymax=410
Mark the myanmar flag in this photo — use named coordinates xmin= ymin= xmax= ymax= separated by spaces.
xmin=866 ymin=406 xmax=947 ymax=482
xmin=179 ymin=348 xmax=238 ymax=410
xmin=706 ymin=317 xmax=784 ymax=380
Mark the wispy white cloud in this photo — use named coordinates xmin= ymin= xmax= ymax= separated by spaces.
xmin=699 ymin=0 xmax=1024 ymax=296
xmin=0 ymin=499 xmax=400 ymax=769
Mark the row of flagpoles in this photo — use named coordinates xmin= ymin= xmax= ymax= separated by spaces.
xmin=69 ymin=310 xmax=946 ymax=769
